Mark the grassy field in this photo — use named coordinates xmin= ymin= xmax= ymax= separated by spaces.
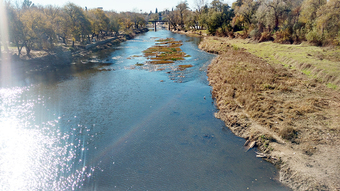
xmin=0 ymin=44 xmax=17 ymax=51
xmin=201 ymin=37 xmax=340 ymax=90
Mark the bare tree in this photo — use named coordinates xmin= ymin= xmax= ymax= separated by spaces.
xmin=257 ymin=0 xmax=291 ymax=30
xmin=194 ymin=0 xmax=205 ymax=12
xmin=176 ymin=1 xmax=189 ymax=28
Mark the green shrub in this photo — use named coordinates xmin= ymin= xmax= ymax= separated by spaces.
xmin=306 ymin=28 xmax=323 ymax=45
xmin=274 ymin=28 xmax=292 ymax=44
xmin=259 ymin=32 xmax=272 ymax=42
xmin=216 ymin=27 xmax=227 ymax=37
xmin=335 ymin=31 xmax=340 ymax=45
xmin=249 ymin=28 xmax=261 ymax=40
xmin=232 ymin=45 xmax=239 ymax=51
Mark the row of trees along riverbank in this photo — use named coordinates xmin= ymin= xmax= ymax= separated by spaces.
xmin=1 ymin=0 xmax=339 ymax=58
xmin=1 ymin=0 xmax=149 ymax=57
xmin=166 ymin=0 xmax=340 ymax=46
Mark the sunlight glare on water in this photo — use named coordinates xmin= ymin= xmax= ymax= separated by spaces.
xmin=0 ymin=87 xmax=93 ymax=190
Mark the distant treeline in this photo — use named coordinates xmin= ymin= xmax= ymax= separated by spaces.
xmin=166 ymin=0 xmax=340 ymax=46
xmin=3 ymin=0 xmax=148 ymax=56
xmin=2 ymin=0 xmax=340 ymax=57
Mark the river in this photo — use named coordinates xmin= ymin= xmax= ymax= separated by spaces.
xmin=0 ymin=29 xmax=289 ymax=190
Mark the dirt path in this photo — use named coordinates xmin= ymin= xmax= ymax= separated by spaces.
xmin=199 ymin=36 xmax=340 ymax=190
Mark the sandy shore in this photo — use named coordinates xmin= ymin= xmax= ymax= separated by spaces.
xmin=195 ymin=36 xmax=340 ymax=190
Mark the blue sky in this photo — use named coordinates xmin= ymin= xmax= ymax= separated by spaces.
xmin=24 ymin=0 xmax=235 ymax=13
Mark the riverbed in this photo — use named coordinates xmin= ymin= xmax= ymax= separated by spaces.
xmin=0 ymin=29 xmax=290 ymax=190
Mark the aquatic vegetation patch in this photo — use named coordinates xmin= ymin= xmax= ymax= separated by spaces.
xmin=147 ymin=60 xmax=175 ymax=64
xmin=178 ymin=64 xmax=193 ymax=70
xmin=156 ymin=38 xmax=172 ymax=42
xmin=127 ymin=55 xmax=144 ymax=59
xmin=143 ymin=38 xmax=189 ymax=64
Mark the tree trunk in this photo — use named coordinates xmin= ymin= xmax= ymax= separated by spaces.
xmin=15 ymin=41 xmax=24 ymax=55
xmin=49 ymin=36 xmax=53 ymax=50
xmin=4 ymin=42 xmax=9 ymax=52
xmin=62 ymin=37 xmax=66 ymax=45
xmin=25 ymin=42 xmax=31 ymax=57
xmin=275 ymin=15 xmax=279 ymax=31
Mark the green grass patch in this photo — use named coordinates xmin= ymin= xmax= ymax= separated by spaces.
xmin=156 ymin=38 xmax=172 ymax=42
xmin=195 ymin=29 xmax=209 ymax=35
xmin=263 ymin=84 xmax=276 ymax=90
xmin=302 ymin=69 xmax=312 ymax=76
xmin=234 ymin=31 xmax=245 ymax=35
xmin=326 ymin=83 xmax=337 ymax=90
xmin=170 ymin=48 xmax=177 ymax=52
xmin=170 ymin=58 xmax=181 ymax=61
xmin=1 ymin=45 xmax=17 ymax=50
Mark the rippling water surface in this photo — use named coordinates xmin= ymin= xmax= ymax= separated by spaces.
xmin=0 ymin=29 xmax=290 ymax=190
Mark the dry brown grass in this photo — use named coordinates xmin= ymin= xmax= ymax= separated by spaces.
xmin=204 ymin=38 xmax=340 ymax=190
xmin=208 ymin=48 xmax=339 ymax=143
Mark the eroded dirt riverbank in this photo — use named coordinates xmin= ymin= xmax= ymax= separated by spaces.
xmin=199 ymin=36 xmax=340 ymax=190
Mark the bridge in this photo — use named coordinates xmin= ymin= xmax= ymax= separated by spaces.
xmin=149 ymin=20 xmax=170 ymax=31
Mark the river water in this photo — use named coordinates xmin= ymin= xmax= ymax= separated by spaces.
xmin=0 ymin=29 xmax=289 ymax=190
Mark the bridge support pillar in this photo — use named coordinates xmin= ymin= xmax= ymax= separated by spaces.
xmin=154 ymin=22 xmax=157 ymax=31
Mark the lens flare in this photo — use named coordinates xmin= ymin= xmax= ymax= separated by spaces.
xmin=0 ymin=0 xmax=12 ymax=86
